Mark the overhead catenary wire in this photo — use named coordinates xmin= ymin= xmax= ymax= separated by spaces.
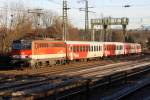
xmin=0 ymin=0 xmax=89 ymax=14
xmin=95 ymin=3 xmax=150 ymax=8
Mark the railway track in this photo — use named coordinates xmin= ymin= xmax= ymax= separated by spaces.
xmin=122 ymin=84 xmax=150 ymax=100
xmin=99 ymin=66 xmax=150 ymax=100
xmin=57 ymin=57 xmax=150 ymax=77
xmin=0 ymin=60 xmax=113 ymax=76
xmin=0 ymin=56 xmax=150 ymax=99
xmin=0 ymin=54 xmax=145 ymax=76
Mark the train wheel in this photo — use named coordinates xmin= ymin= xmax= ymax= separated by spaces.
xmin=61 ymin=60 xmax=66 ymax=65
xmin=36 ymin=62 xmax=42 ymax=68
xmin=30 ymin=62 xmax=38 ymax=69
xmin=84 ymin=59 xmax=87 ymax=62
xmin=45 ymin=61 xmax=50 ymax=66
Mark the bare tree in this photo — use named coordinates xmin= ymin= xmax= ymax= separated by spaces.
xmin=0 ymin=2 xmax=32 ymax=53
xmin=0 ymin=2 xmax=80 ymax=53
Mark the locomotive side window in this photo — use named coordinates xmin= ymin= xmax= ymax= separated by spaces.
xmin=35 ymin=43 xmax=39 ymax=49
xmin=48 ymin=43 xmax=65 ymax=47
xmin=45 ymin=43 xmax=48 ymax=48
xmin=39 ymin=43 xmax=42 ymax=48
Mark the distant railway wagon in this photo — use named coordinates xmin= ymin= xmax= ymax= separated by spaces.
xmin=11 ymin=39 xmax=142 ymax=67
xmin=124 ymin=43 xmax=131 ymax=55
xmin=104 ymin=42 xmax=116 ymax=57
xmin=115 ymin=42 xmax=124 ymax=56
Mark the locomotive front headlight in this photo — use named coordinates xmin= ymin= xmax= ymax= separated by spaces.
xmin=25 ymin=56 xmax=29 ymax=58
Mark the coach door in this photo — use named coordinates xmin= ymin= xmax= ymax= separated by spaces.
xmin=69 ymin=45 xmax=73 ymax=60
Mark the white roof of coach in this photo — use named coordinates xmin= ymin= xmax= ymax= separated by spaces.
xmin=65 ymin=41 xmax=104 ymax=45
xmin=104 ymin=42 xmax=124 ymax=45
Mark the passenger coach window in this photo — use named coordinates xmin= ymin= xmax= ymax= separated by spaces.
xmin=75 ymin=46 xmax=77 ymax=52
xmin=86 ymin=46 xmax=88 ymax=52
xmin=77 ymin=46 xmax=79 ymax=52
xmin=88 ymin=46 xmax=90 ymax=51
xmin=80 ymin=46 xmax=82 ymax=52
xmin=91 ymin=46 xmax=93 ymax=52
xmin=92 ymin=46 xmax=94 ymax=51
xmin=73 ymin=46 xmax=75 ymax=52
xmin=90 ymin=46 xmax=91 ymax=51
xmin=70 ymin=47 xmax=73 ymax=51
xmin=96 ymin=46 xmax=98 ymax=51
xmin=82 ymin=46 xmax=85 ymax=52
xmin=81 ymin=46 xmax=83 ymax=52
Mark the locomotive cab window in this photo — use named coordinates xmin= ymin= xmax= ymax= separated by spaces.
xmin=12 ymin=40 xmax=32 ymax=50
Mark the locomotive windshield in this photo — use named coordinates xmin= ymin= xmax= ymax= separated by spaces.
xmin=12 ymin=40 xmax=32 ymax=50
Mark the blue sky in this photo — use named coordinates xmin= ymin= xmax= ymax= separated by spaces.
xmin=0 ymin=0 xmax=150 ymax=29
